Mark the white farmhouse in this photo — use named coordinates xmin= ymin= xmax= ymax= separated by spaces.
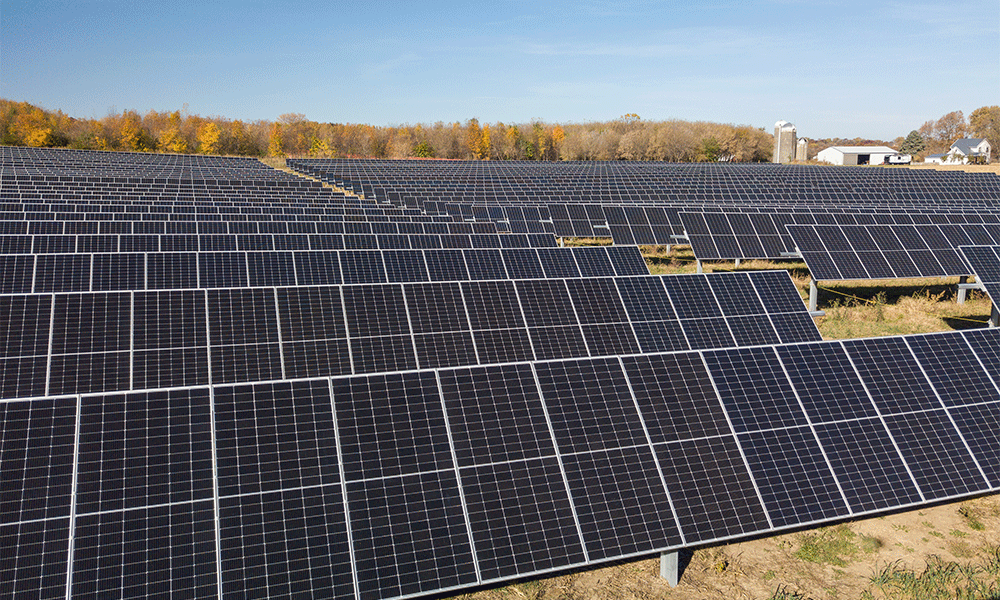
xmin=815 ymin=146 xmax=905 ymax=166
xmin=925 ymin=138 xmax=992 ymax=164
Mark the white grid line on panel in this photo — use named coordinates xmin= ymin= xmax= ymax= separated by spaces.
xmin=326 ymin=377 xmax=360 ymax=600
xmin=900 ymin=336 xmax=992 ymax=489
xmin=272 ymin=287 xmax=286 ymax=381
xmin=615 ymin=355 xmax=687 ymax=546
xmin=696 ymin=351 xmax=775 ymax=530
xmin=63 ymin=394 xmax=82 ymax=600
xmin=527 ymin=363 xmax=591 ymax=565
xmin=433 ymin=370 xmax=482 ymax=584
xmin=773 ymin=346 xmax=855 ymax=516
xmin=836 ymin=340 xmax=927 ymax=503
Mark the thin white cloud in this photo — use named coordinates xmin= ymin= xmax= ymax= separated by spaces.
xmin=520 ymin=27 xmax=780 ymax=58
xmin=366 ymin=53 xmax=422 ymax=74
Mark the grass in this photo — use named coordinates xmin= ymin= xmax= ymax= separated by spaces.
xmin=795 ymin=525 xmax=881 ymax=567
xmin=959 ymin=506 xmax=987 ymax=532
xmin=862 ymin=550 xmax=1000 ymax=600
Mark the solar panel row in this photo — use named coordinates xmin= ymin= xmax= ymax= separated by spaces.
xmin=0 ymin=245 xmax=641 ymax=292
xmin=789 ymin=224 xmax=1000 ymax=281
xmin=4 ymin=328 xmax=999 ymax=600
xmin=289 ymin=159 xmax=1000 ymax=245
xmin=682 ymin=211 xmax=1000 ymax=261
xmin=0 ymin=270 xmax=817 ymax=400
xmin=0 ymin=232 xmax=554 ymax=254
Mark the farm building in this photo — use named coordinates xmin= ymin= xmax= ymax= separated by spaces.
xmin=816 ymin=145 xmax=907 ymax=166
xmin=925 ymin=138 xmax=992 ymax=164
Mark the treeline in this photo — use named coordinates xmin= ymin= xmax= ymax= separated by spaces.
xmin=0 ymin=100 xmax=773 ymax=162
xmin=908 ymin=107 xmax=999 ymax=159
xmin=802 ymin=107 xmax=998 ymax=161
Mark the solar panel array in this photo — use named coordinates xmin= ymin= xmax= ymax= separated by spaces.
xmin=288 ymin=159 xmax=1000 ymax=246
xmin=681 ymin=211 xmax=1000 ymax=261
xmin=787 ymin=223 xmax=1000 ymax=281
xmin=4 ymin=148 xmax=1000 ymax=600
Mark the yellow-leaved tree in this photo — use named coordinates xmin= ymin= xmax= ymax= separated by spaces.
xmin=479 ymin=124 xmax=492 ymax=160
xmin=267 ymin=123 xmax=285 ymax=157
xmin=197 ymin=122 xmax=221 ymax=155
xmin=159 ymin=111 xmax=189 ymax=153
xmin=11 ymin=104 xmax=53 ymax=147
xmin=308 ymin=137 xmax=334 ymax=158
xmin=119 ymin=110 xmax=148 ymax=151
xmin=466 ymin=118 xmax=483 ymax=159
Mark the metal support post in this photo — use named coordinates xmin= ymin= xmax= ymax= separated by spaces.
xmin=958 ymin=275 xmax=968 ymax=305
xmin=696 ymin=260 xmax=703 ymax=274
xmin=734 ymin=258 xmax=741 ymax=269
xmin=660 ymin=551 xmax=679 ymax=587
xmin=558 ymin=237 xmax=565 ymax=248
xmin=663 ymin=244 xmax=672 ymax=254
xmin=809 ymin=279 xmax=819 ymax=313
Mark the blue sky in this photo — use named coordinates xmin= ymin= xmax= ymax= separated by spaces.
xmin=2 ymin=0 xmax=997 ymax=140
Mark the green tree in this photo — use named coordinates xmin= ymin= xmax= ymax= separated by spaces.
xmin=698 ymin=136 xmax=721 ymax=162
xmin=413 ymin=140 xmax=434 ymax=158
xmin=898 ymin=130 xmax=925 ymax=156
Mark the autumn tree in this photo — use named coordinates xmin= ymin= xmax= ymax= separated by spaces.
xmin=934 ymin=110 xmax=967 ymax=146
xmin=197 ymin=122 xmax=221 ymax=154
xmin=228 ymin=120 xmax=259 ymax=156
xmin=10 ymin=103 xmax=53 ymax=147
xmin=159 ymin=110 xmax=189 ymax=153
xmin=969 ymin=105 xmax=1000 ymax=153
xmin=479 ymin=123 xmax=492 ymax=159
xmin=466 ymin=118 xmax=484 ymax=159
xmin=118 ymin=110 xmax=152 ymax=151
xmin=308 ymin=137 xmax=335 ymax=158
xmin=532 ymin=122 xmax=547 ymax=160
xmin=267 ymin=123 xmax=284 ymax=157
xmin=502 ymin=125 xmax=522 ymax=160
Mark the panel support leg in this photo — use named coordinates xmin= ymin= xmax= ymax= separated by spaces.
xmin=664 ymin=244 xmax=672 ymax=254
xmin=559 ymin=237 xmax=565 ymax=248
xmin=696 ymin=259 xmax=703 ymax=274
xmin=809 ymin=279 xmax=819 ymax=313
xmin=734 ymin=258 xmax=741 ymax=269
xmin=958 ymin=275 xmax=968 ymax=305
xmin=660 ymin=551 xmax=679 ymax=587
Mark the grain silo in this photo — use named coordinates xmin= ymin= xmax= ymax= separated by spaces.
xmin=796 ymin=138 xmax=808 ymax=162
xmin=773 ymin=121 xmax=796 ymax=164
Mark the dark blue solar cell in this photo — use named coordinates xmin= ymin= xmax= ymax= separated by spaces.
xmin=738 ymin=426 xmax=850 ymax=528
xmin=702 ymin=346 xmax=807 ymax=433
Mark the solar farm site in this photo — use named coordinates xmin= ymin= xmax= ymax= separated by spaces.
xmin=2 ymin=148 xmax=1000 ymax=600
